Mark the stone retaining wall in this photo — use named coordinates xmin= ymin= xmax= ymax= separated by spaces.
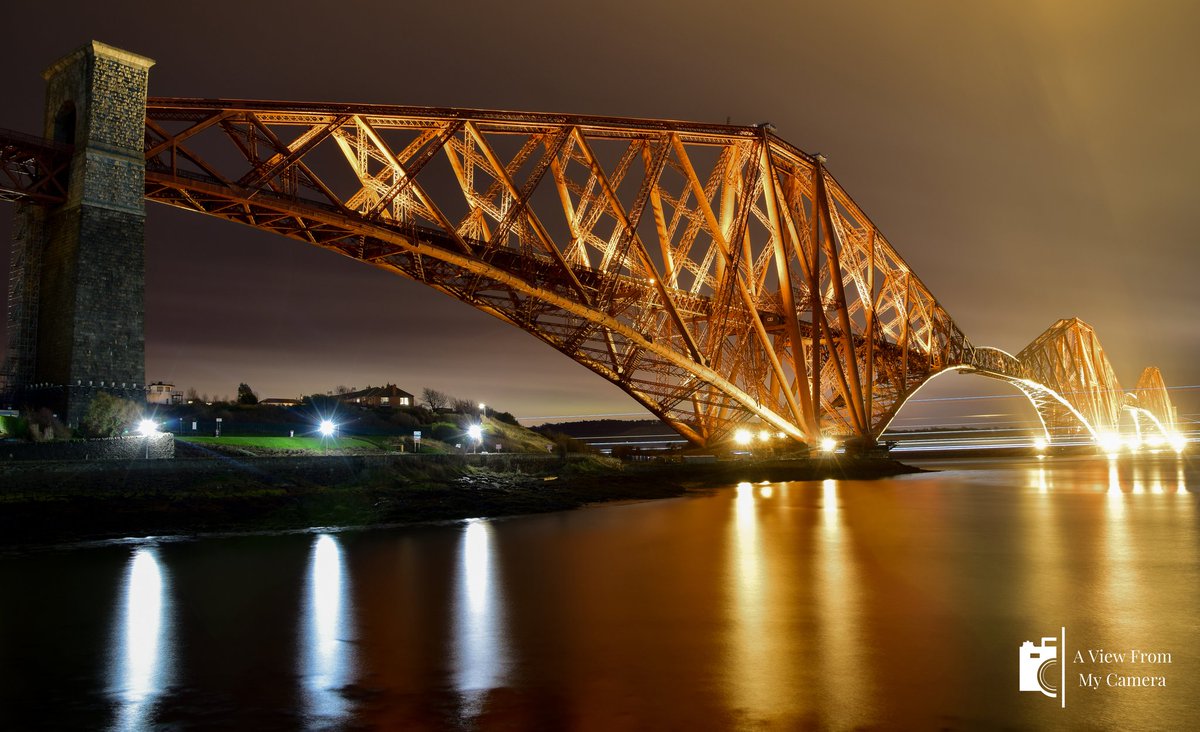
xmin=0 ymin=434 xmax=173 ymax=462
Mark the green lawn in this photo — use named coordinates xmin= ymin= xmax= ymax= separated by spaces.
xmin=178 ymin=435 xmax=382 ymax=451
xmin=0 ymin=414 xmax=23 ymax=438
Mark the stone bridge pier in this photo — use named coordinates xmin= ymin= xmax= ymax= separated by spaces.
xmin=7 ymin=42 xmax=153 ymax=426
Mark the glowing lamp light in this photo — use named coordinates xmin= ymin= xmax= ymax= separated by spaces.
xmin=758 ymin=430 xmax=771 ymax=443
xmin=1168 ymin=433 xmax=1187 ymax=453
xmin=1097 ymin=432 xmax=1122 ymax=455
xmin=467 ymin=424 xmax=483 ymax=442
xmin=1125 ymin=436 xmax=1143 ymax=452
xmin=318 ymin=419 xmax=336 ymax=437
xmin=136 ymin=419 xmax=158 ymax=437
xmin=734 ymin=429 xmax=752 ymax=446
xmin=819 ymin=437 xmax=838 ymax=453
xmin=1145 ymin=433 xmax=1166 ymax=449
xmin=1032 ymin=436 xmax=1047 ymax=452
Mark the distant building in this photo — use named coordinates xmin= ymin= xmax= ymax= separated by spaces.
xmin=260 ymin=397 xmax=302 ymax=407
xmin=336 ymin=384 xmax=413 ymax=409
xmin=147 ymin=381 xmax=183 ymax=405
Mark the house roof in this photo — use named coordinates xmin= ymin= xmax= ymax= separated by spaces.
xmin=338 ymin=383 xmax=413 ymax=400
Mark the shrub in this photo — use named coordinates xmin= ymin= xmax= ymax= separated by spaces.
xmin=430 ymin=421 xmax=460 ymax=442
xmin=388 ymin=411 xmax=420 ymax=429
xmin=80 ymin=392 xmax=140 ymax=438
xmin=23 ymin=407 xmax=70 ymax=442
xmin=398 ymin=405 xmax=434 ymax=424
xmin=544 ymin=431 xmax=594 ymax=456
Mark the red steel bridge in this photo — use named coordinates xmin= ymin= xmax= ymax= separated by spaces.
xmin=1 ymin=95 xmax=1182 ymax=450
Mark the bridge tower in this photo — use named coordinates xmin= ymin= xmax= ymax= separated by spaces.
xmin=6 ymin=42 xmax=153 ymax=426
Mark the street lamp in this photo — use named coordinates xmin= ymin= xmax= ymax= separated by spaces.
xmin=734 ymin=429 xmax=752 ymax=448
xmin=467 ymin=424 xmax=483 ymax=453
xmin=137 ymin=418 xmax=157 ymax=459
xmin=820 ymin=436 xmax=838 ymax=454
xmin=318 ymin=419 xmax=336 ymax=438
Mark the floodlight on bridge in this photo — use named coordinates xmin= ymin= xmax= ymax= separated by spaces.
xmin=734 ymin=429 xmax=752 ymax=447
xmin=820 ymin=437 xmax=838 ymax=453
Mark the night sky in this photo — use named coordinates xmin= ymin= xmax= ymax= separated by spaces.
xmin=2 ymin=1 xmax=1197 ymax=428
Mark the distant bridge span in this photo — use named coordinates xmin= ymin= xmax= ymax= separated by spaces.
xmin=0 ymin=43 xmax=1180 ymax=448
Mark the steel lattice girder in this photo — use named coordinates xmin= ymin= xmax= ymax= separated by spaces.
xmin=1127 ymin=366 xmax=1176 ymax=434
xmin=0 ymin=127 xmax=71 ymax=204
xmin=139 ymin=98 xmax=978 ymax=446
xmin=957 ymin=319 xmax=1179 ymax=442
xmin=1016 ymin=318 xmax=1124 ymax=434
xmin=3 ymin=99 xmax=1177 ymax=447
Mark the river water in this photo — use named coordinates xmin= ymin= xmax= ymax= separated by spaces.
xmin=1 ymin=454 xmax=1197 ymax=730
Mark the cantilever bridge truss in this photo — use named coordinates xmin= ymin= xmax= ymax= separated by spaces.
xmin=0 ymin=99 xmax=1180 ymax=447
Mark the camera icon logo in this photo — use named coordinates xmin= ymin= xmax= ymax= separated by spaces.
xmin=1019 ymin=636 xmax=1059 ymax=698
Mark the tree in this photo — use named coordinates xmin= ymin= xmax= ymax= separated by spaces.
xmin=81 ymin=392 xmax=141 ymax=438
xmin=422 ymin=388 xmax=448 ymax=411
xmin=335 ymin=385 xmax=351 ymax=395
xmin=451 ymin=398 xmax=476 ymax=414
xmin=237 ymin=383 xmax=259 ymax=405
xmin=185 ymin=387 xmax=200 ymax=402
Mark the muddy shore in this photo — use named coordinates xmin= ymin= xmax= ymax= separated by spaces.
xmin=0 ymin=451 xmax=920 ymax=546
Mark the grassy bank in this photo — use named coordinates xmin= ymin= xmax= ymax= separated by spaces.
xmin=0 ymin=452 xmax=919 ymax=546
xmin=178 ymin=435 xmax=385 ymax=451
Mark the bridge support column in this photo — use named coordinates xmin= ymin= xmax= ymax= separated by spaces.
xmin=5 ymin=42 xmax=154 ymax=427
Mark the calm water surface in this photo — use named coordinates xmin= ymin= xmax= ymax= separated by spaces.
xmin=2 ymin=455 xmax=1197 ymax=730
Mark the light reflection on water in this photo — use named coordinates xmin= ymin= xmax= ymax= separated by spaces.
xmin=3 ymin=455 xmax=1197 ymax=728
xmin=299 ymin=533 xmax=354 ymax=729
xmin=726 ymin=482 xmax=769 ymax=715
xmin=816 ymin=478 xmax=868 ymax=727
xmin=452 ymin=518 xmax=509 ymax=718
xmin=109 ymin=547 xmax=170 ymax=732
xmin=724 ymin=478 xmax=869 ymax=727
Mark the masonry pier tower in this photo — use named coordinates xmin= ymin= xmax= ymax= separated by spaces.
xmin=6 ymin=42 xmax=153 ymax=426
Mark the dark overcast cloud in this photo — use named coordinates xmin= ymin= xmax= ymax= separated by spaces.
xmin=2 ymin=1 xmax=1197 ymax=425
